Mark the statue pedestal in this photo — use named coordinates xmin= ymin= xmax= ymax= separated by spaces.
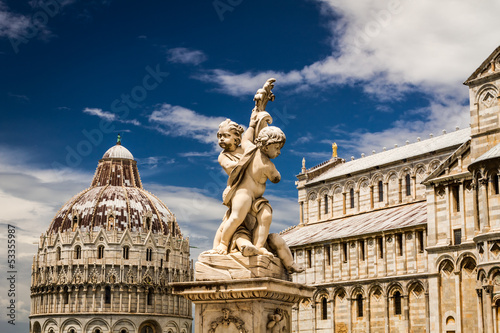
xmin=172 ymin=278 xmax=314 ymax=333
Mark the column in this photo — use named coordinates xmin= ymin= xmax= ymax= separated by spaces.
xmin=299 ymin=201 xmax=304 ymax=224
xmin=494 ymin=305 xmax=498 ymax=333
xmin=83 ymin=286 xmax=88 ymax=312
xmin=369 ymin=185 xmax=374 ymax=209
xmin=312 ymin=304 xmax=317 ymax=333
xmin=480 ymin=178 xmax=491 ymax=231
xmin=412 ymin=175 xmax=417 ymax=199
xmin=356 ymin=190 xmax=360 ymax=212
xmin=398 ymin=178 xmax=402 ymax=203
xmin=366 ymin=295 xmax=371 ymax=333
xmin=402 ymin=233 xmax=407 ymax=274
xmin=478 ymin=288 xmax=485 ymax=333
xmin=330 ymin=299 xmax=335 ymax=333
xmin=425 ymin=292 xmax=430 ymax=333
xmin=460 ymin=182 xmax=467 ymax=240
xmin=384 ymin=182 xmax=389 ymax=205
xmin=485 ymin=285 xmax=494 ymax=333
xmin=384 ymin=295 xmax=389 ymax=333
xmin=128 ymin=288 xmax=132 ymax=312
xmin=317 ymin=198 xmax=322 ymax=221
xmin=348 ymin=297 xmax=353 ymax=333
xmin=342 ymin=192 xmax=347 ymax=215
xmin=403 ymin=294 xmax=409 ymax=332
xmin=110 ymin=286 xmax=114 ymax=312
xmin=455 ymin=272 xmax=462 ymax=332
xmin=330 ymin=194 xmax=334 ymax=218
xmin=304 ymin=200 xmax=309 ymax=224
xmin=446 ymin=186 xmax=452 ymax=243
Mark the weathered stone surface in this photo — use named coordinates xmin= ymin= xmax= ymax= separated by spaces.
xmin=195 ymin=252 xmax=288 ymax=281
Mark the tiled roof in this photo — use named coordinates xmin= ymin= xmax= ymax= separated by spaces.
xmin=281 ymin=201 xmax=426 ymax=247
xmin=308 ymin=128 xmax=471 ymax=185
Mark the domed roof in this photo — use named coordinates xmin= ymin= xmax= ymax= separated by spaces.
xmin=102 ymin=144 xmax=134 ymax=160
xmin=47 ymin=141 xmax=182 ymax=236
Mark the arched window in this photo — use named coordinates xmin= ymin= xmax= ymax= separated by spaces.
xmin=94 ymin=328 xmax=102 ymax=333
xmin=123 ymin=246 xmax=129 ymax=260
xmin=146 ymin=248 xmax=153 ymax=261
xmin=147 ymin=288 xmax=154 ymax=306
xmin=72 ymin=215 xmax=78 ymax=231
xmin=56 ymin=247 xmax=62 ymax=261
xmin=166 ymin=249 xmax=170 ymax=262
xmin=321 ymin=297 xmax=328 ymax=320
xmin=145 ymin=217 xmax=151 ymax=230
xmin=105 ymin=286 xmax=111 ymax=304
xmin=394 ymin=291 xmax=402 ymax=315
xmin=405 ymin=174 xmax=411 ymax=196
xmin=350 ymin=188 xmax=355 ymax=208
xmin=357 ymin=294 xmax=363 ymax=317
xmin=140 ymin=325 xmax=154 ymax=333
xmin=97 ymin=245 xmax=105 ymax=259
xmin=74 ymin=245 xmax=81 ymax=259
xmin=378 ymin=180 xmax=383 ymax=202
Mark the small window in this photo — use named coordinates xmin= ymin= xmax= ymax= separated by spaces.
xmin=145 ymin=217 xmax=151 ymax=230
xmin=324 ymin=245 xmax=331 ymax=266
xmin=321 ymin=297 xmax=328 ymax=320
xmin=123 ymin=246 xmax=129 ymax=260
xmin=394 ymin=291 xmax=402 ymax=315
xmin=97 ymin=245 xmax=105 ymax=259
xmin=417 ymin=231 xmax=424 ymax=253
xmin=56 ymin=247 xmax=62 ymax=261
xmin=452 ymin=185 xmax=460 ymax=212
xmin=454 ymin=229 xmax=462 ymax=245
xmin=342 ymin=243 xmax=348 ymax=263
xmin=166 ymin=249 xmax=170 ymax=262
xmin=104 ymin=286 xmax=111 ymax=304
xmin=307 ymin=249 xmax=312 ymax=268
xmin=146 ymin=248 xmax=153 ymax=261
xmin=72 ymin=216 xmax=78 ymax=231
xmin=324 ymin=194 xmax=329 ymax=215
xmin=357 ymin=294 xmax=363 ymax=317
xmin=147 ymin=288 xmax=153 ymax=306
xmin=397 ymin=233 xmax=403 ymax=256
xmin=493 ymin=174 xmax=500 ymax=195
xmin=74 ymin=245 xmax=81 ymax=259
xmin=359 ymin=240 xmax=365 ymax=261
xmin=63 ymin=286 xmax=69 ymax=304
xmin=350 ymin=188 xmax=355 ymax=208
xmin=378 ymin=237 xmax=384 ymax=259
xmin=405 ymin=174 xmax=411 ymax=196
xmin=378 ymin=180 xmax=384 ymax=202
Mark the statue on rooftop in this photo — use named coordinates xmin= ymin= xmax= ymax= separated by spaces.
xmin=206 ymin=78 xmax=303 ymax=273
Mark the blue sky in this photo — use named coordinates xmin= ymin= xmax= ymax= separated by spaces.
xmin=1 ymin=0 xmax=500 ymax=330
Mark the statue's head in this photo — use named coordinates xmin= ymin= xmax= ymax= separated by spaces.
xmin=256 ymin=126 xmax=286 ymax=159
xmin=217 ymin=119 xmax=244 ymax=151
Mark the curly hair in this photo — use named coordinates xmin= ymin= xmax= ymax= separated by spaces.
xmin=217 ymin=119 xmax=244 ymax=143
xmin=255 ymin=126 xmax=286 ymax=148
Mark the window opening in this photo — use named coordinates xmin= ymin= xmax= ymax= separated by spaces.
xmin=405 ymin=174 xmax=411 ymax=196
xmin=97 ymin=245 xmax=104 ymax=259
xmin=378 ymin=180 xmax=384 ymax=202
xmin=321 ymin=297 xmax=328 ymax=320
xmin=357 ymin=294 xmax=363 ymax=317
xmin=350 ymin=188 xmax=355 ymax=208
xmin=454 ymin=229 xmax=462 ymax=245
xmin=342 ymin=243 xmax=348 ymax=263
xmin=359 ymin=240 xmax=365 ymax=261
xmin=105 ymin=286 xmax=111 ymax=304
xmin=394 ymin=291 xmax=402 ymax=315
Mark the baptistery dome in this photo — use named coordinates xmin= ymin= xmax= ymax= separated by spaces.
xmin=30 ymin=140 xmax=192 ymax=333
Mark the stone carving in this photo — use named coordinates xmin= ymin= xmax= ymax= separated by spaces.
xmin=203 ymin=79 xmax=303 ymax=275
xmin=208 ymin=308 xmax=247 ymax=333
xmin=267 ymin=308 xmax=288 ymax=333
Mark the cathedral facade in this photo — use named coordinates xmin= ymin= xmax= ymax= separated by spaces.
xmin=281 ymin=46 xmax=500 ymax=333
xmin=29 ymin=142 xmax=193 ymax=333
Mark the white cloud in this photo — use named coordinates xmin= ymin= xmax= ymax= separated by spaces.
xmin=198 ymin=0 xmax=500 ymax=100
xmin=167 ymin=47 xmax=207 ymax=65
xmin=83 ymin=107 xmax=141 ymax=126
xmin=148 ymin=103 xmax=226 ymax=145
xmin=0 ymin=1 xmax=39 ymax=39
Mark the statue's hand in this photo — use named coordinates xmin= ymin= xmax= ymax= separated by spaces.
xmin=249 ymin=111 xmax=259 ymax=128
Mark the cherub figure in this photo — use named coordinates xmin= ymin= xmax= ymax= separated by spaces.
xmin=211 ymin=117 xmax=303 ymax=273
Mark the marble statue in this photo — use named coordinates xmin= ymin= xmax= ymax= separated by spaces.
xmin=208 ymin=78 xmax=303 ymax=274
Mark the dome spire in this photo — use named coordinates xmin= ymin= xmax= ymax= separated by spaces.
xmin=117 ymin=133 xmax=122 ymax=145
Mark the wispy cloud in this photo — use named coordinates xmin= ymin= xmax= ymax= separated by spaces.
xmin=8 ymin=92 xmax=29 ymax=102
xmin=167 ymin=47 xmax=207 ymax=65
xmin=83 ymin=107 xmax=141 ymax=126
xmin=148 ymin=103 xmax=225 ymax=145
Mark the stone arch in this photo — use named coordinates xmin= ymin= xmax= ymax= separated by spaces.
xmin=370 ymin=172 xmax=384 ymax=185
xmin=332 ymin=184 xmax=342 ymax=195
xmin=476 ymin=83 xmax=499 ymax=107
xmin=478 ymin=268 xmax=487 ymax=281
xmin=487 ymin=266 xmax=500 ymax=279
xmin=61 ymin=318 xmax=83 ymax=333
xmin=356 ymin=176 xmax=370 ymax=191
xmin=319 ymin=187 xmax=329 ymax=197
xmin=42 ymin=319 xmax=59 ymax=333
xmin=387 ymin=282 xmax=404 ymax=296
xmin=384 ymin=170 xmax=398 ymax=183
xmin=407 ymin=280 xmax=426 ymax=295
xmin=138 ymin=320 xmax=161 ymax=333
xmin=350 ymin=285 xmax=365 ymax=298
xmin=165 ymin=320 xmax=180 ymax=333
xmin=32 ymin=321 xmax=42 ymax=333
xmin=306 ymin=190 xmax=318 ymax=201
xmin=412 ymin=163 xmax=427 ymax=177
xmin=398 ymin=166 xmax=412 ymax=179
xmin=436 ymin=254 xmax=455 ymax=272
xmin=111 ymin=319 xmax=136 ymax=333
xmin=343 ymin=180 xmax=355 ymax=192
xmin=456 ymin=252 xmax=477 ymax=270
xmin=428 ymin=159 xmax=442 ymax=173
xmin=84 ymin=318 xmax=110 ymax=333
xmin=314 ymin=288 xmax=330 ymax=301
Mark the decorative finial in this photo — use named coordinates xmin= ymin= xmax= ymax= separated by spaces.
xmin=361 ymin=153 xmax=365 ymax=158
xmin=372 ymin=150 xmax=376 ymax=155
xmin=117 ymin=133 xmax=122 ymax=145
xmin=442 ymin=129 xmax=447 ymax=134
xmin=406 ymin=140 xmax=409 ymax=145
xmin=301 ymin=157 xmax=306 ymax=173
xmin=332 ymin=142 xmax=338 ymax=158
xmin=351 ymin=156 xmax=355 ymax=161
xmin=383 ymin=147 xmax=387 ymax=151
xmin=417 ymin=137 xmax=421 ymax=142
xmin=394 ymin=144 xmax=398 ymax=148
xmin=429 ymin=133 xmax=433 ymax=138
xmin=455 ymin=126 xmax=460 ymax=131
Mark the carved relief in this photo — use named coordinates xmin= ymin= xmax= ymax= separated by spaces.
xmin=208 ymin=308 xmax=248 ymax=333
xmin=480 ymin=88 xmax=498 ymax=108
xmin=267 ymin=308 xmax=288 ymax=333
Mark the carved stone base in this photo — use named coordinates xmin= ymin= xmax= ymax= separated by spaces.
xmin=196 ymin=252 xmax=288 ymax=281
xmin=172 ymin=278 xmax=314 ymax=333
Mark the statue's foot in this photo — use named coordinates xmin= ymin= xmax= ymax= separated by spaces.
xmin=286 ymin=262 xmax=305 ymax=273
xmin=258 ymin=247 xmax=274 ymax=257
xmin=214 ymin=244 xmax=228 ymax=255
xmin=241 ymin=244 xmax=259 ymax=257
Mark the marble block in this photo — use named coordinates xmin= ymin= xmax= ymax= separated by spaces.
xmin=196 ymin=252 xmax=288 ymax=281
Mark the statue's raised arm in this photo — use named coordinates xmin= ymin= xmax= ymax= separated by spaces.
xmin=250 ymin=78 xmax=276 ymax=143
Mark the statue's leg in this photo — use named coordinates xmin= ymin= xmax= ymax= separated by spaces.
xmin=267 ymin=233 xmax=304 ymax=273
xmin=217 ymin=192 xmax=252 ymax=254
xmin=254 ymin=204 xmax=273 ymax=250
